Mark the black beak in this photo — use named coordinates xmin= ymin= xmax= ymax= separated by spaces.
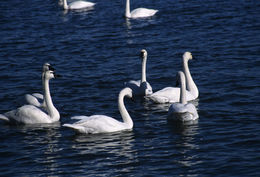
xmin=54 ymin=73 xmax=62 ymax=78
xmin=140 ymin=52 xmax=144 ymax=58
xmin=49 ymin=65 xmax=55 ymax=71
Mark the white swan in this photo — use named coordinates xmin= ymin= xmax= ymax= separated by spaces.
xmin=63 ymin=0 xmax=95 ymax=10
xmin=25 ymin=63 xmax=55 ymax=108
xmin=125 ymin=0 xmax=158 ymax=19
xmin=147 ymin=52 xmax=199 ymax=103
xmin=125 ymin=49 xmax=153 ymax=97
xmin=168 ymin=71 xmax=198 ymax=122
xmin=0 ymin=70 xmax=60 ymax=124
xmin=63 ymin=87 xmax=133 ymax=134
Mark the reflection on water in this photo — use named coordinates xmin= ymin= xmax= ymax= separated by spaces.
xmin=169 ymin=122 xmax=201 ymax=170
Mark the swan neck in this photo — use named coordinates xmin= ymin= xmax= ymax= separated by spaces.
xmin=118 ymin=91 xmax=133 ymax=129
xmin=180 ymin=73 xmax=187 ymax=104
xmin=141 ymin=55 xmax=147 ymax=82
xmin=63 ymin=0 xmax=68 ymax=9
xmin=41 ymin=72 xmax=46 ymax=107
xmin=125 ymin=0 xmax=131 ymax=18
xmin=183 ymin=59 xmax=199 ymax=98
xmin=43 ymin=77 xmax=60 ymax=121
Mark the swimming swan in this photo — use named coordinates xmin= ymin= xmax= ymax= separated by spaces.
xmin=126 ymin=49 xmax=153 ymax=97
xmin=168 ymin=71 xmax=198 ymax=122
xmin=63 ymin=0 xmax=95 ymax=10
xmin=25 ymin=63 xmax=55 ymax=108
xmin=147 ymin=52 xmax=199 ymax=104
xmin=63 ymin=87 xmax=133 ymax=134
xmin=125 ymin=0 xmax=158 ymax=18
xmin=0 ymin=70 xmax=60 ymax=124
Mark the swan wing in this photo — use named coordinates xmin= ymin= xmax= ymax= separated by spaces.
xmin=64 ymin=115 xmax=126 ymax=134
xmin=25 ymin=94 xmax=42 ymax=107
xmin=168 ymin=103 xmax=198 ymax=121
xmin=4 ymin=105 xmax=51 ymax=124
xmin=131 ymin=8 xmax=158 ymax=18
xmin=69 ymin=1 xmax=95 ymax=9
xmin=148 ymin=87 xmax=195 ymax=103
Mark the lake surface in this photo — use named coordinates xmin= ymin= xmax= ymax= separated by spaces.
xmin=0 ymin=0 xmax=259 ymax=176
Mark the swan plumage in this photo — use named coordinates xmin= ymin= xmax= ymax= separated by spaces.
xmin=125 ymin=0 xmax=158 ymax=19
xmin=147 ymin=52 xmax=198 ymax=104
xmin=63 ymin=0 xmax=95 ymax=10
xmin=168 ymin=71 xmax=198 ymax=122
xmin=63 ymin=87 xmax=133 ymax=134
xmin=0 ymin=70 xmax=60 ymax=124
xmin=125 ymin=49 xmax=153 ymax=96
xmin=25 ymin=63 xmax=54 ymax=108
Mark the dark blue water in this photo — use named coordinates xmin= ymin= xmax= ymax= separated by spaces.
xmin=0 ymin=0 xmax=259 ymax=176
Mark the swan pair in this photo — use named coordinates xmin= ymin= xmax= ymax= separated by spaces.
xmin=0 ymin=65 xmax=60 ymax=124
xmin=147 ymin=52 xmax=199 ymax=104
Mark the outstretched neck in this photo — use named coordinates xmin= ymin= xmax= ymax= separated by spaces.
xmin=118 ymin=90 xmax=133 ymax=129
xmin=125 ymin=0 xmax=131 ymax=18
xmin=141 ymin=56 xmax=147 ymax=83
xmin=63 ymin=0 xmax=68 ymax=10
xmin=43 ymin=78 xmax=60 ymax=122
xmin=180 ymin=72 xmax=187 ymax=104
xmin=183 ymin=59 xmax=199 ymax=98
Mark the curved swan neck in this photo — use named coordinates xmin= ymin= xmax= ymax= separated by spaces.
xmin=118 ymin=89 xmax=133 ymax=128
xmin=125 ymin=0 xmax=131 ymax=18
xmin=141 ymin=55 xmax=147 ymax=83
xmin=63 ymin=0 xmax=68 ymax=10
xmin=183 ymin=58 xmax=199 ymax=98
xmin=179 ymin=72 xmax=187 ymax=104
xmin=41 ymin=72 xmax=47 ymax=107
xmin=43 ymin=77 xmax=60 ymax=121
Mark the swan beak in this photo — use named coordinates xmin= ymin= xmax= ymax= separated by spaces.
xmin=49 ymin=65 xmax=55 ymax=71
xmin=54 ymin=73 xmax=62 ymax=78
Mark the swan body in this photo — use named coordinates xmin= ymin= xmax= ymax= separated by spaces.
xmin=63 ymin=88 xmax=133 ymax=134
xmin=0 ymin=70 xmax=60 ymax=124
xmin=125 ymin=0 xmax=158 ymax=18
xmin=63 ymin=0 xmax=95 ymax=10
xmin=148 ymin=52 xmax=198 ymax=104
xmin=168 ymin=71 xmax=198 ymax=122
xmin=25 ymin=63 xmax=54 ymax=108
xmin=125 ymin=49 xmax=153 ymax=96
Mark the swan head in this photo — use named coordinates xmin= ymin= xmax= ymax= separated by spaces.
xmin=44 ymin=70 xmax=60 ymax=80
xmin=140 ymin=49 xmax=147 ymax=59
xmin=43 ymin=63 xmax=55 ymax=72
xmin=121 ymin=87 xmax=133 ymax=99
xmin=183 ymin=52 xmax=193 ymax=61
xmin=140 ymin=82 xmax=153 ymax=96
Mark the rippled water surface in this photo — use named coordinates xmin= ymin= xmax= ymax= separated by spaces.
xmin=0 ymin=0 xmax=259 ymax=176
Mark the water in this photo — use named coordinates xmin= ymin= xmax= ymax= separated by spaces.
xmin=0 ymin=0 xmax=259 ymax=176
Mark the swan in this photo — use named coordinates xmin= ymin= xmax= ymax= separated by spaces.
xmin=0 ymin=70 xmax=60 ymax=124
xmin=63 ymin=0 xmax=95 ymax=10
xmin=25 ymin=63 xmax=55 ymax=108
xmin=63 ymin=87 xmax=133 ymax=134
xmin=125 ymin=0 xmax=158 ymax=19
xmin=168 ymin=71 xmax=198 ymax=122
xmin=125 ymin=49 xmax=153 ymax=97
xmin=147 ymin=52 xmax=199 ymax=104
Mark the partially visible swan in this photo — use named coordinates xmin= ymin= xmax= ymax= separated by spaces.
xmin=63 ymin=0 xmax=95 ymax=10
xmin=63 ymin=87 xmax=133 ymax=134
xmin=168 ymin=71 xmax=198 ymax=122
xmin=126 ymin=49 xmax=153 ymax=97
xmin=25 ymin=63 xmax=55 ymax=108
xmin=0 ymin=70 xmax=60 ymax=124
xmin=125 ymin=0 xmax=158 ymax=19
xmin=147 ymin=52 xmax=199 ymax=103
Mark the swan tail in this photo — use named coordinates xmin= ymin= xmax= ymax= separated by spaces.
xmin=0 ymin=114 xmax=10 ymax=122
xmin=63 ymin=124 xmax=85 ymax=133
